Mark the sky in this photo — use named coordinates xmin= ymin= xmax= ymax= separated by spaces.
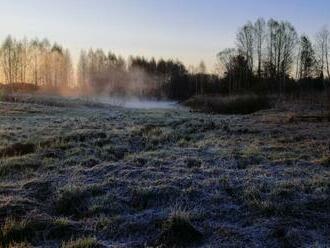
xmin=0 ymin=0 xmax=329 ymax=71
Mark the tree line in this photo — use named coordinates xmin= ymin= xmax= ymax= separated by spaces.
xmin=0 ymin=36 xmax=72 ymax=90
xmin=0 ymin=18 xmax=329 ymax=99
xmin=77 ymin=51 xmax=221 ymax=99
xmin=217 ymin=18 xmax=330 ymax=94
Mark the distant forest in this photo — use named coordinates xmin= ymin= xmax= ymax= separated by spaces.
xmin=0 ymin=18 xmax=329 ymax=100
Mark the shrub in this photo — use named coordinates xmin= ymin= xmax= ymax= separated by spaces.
xmin=184 ymin=94 xmax=271 ymax=114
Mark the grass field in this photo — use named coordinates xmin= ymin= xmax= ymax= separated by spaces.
xmin=0 ymin=95 xmax=329 ymax=247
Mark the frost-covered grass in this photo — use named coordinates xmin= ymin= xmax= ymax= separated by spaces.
xmin=0 ymin=95 xmax=329 ymax=247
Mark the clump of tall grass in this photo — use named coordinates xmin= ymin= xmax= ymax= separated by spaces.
xmin=55 ymin=186 xmax=88 ymax=217
xmin=184 ymin=94 xmax=271 ymax=114
xmin=0 ymin=217 xmax=47 ymax=247
xmin=61 ymin=237 xmax=99 ymax=248
xmin=0 ymin=154 xmax=41 ymax=178
xmin=156 ymin=206 xmax=203 ymax=247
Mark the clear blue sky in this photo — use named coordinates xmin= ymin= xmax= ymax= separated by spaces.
xmin=0 ymin=0 xmax=329 ymax=70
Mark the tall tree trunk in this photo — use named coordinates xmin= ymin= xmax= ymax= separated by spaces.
xmin=326 ymin=40 xmax=330 ymax=78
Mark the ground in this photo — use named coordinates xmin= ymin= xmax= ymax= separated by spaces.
xmin=0 ymin=95 xmax=329 ymax=247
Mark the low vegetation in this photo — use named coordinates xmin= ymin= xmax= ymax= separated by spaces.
xmin=0 ymin=143 xmax=35 ymax=157
xmin=0 ymin=217 xmax=47 ymax=247
xmin=156 ymin=208 xmax=203 ymax=247
xmin=61 ymin=237 xmax=99 ymax=248
xmin=184 ymin=94 xmax=271 ymax=114
xmin=0 ymin=95 xmax=329 ymax=247
xmin=55 ymin=186 xmax=89 ymax=218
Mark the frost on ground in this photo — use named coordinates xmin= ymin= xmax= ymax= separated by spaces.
xmin=0 ymin=96 xmax=329 ymax=247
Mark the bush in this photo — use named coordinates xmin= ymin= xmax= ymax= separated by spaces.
xmin=184 ymin=94 xmax=271 ymax=114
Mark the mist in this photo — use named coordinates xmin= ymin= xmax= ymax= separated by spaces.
xmin=95 ymin=96 xmax=178 ymax=109
xmin=0 ymin=3 xmax=330 ymax=247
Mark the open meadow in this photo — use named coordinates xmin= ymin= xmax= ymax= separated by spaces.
xmin=0 ymin=95 xmax=329 ymax=247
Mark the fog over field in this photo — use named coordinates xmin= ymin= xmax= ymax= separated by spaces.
xmin=95 ymin=96 xmax=178 ymax=109
xmin=0 ymin=1 xmax=330 ymax=247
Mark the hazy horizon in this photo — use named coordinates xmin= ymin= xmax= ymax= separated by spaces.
xmin=0 ymin=0 xmax=329 ymax=71
xmin=0 ymin=2 xmax=329 ymax=248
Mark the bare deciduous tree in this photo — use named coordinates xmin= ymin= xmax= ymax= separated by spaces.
xmin=254 ymin=18 xmax=266 ymax=78
xmin=0 ymin=36 xmax=73 ymax=89
xmin=315 ymin=26 xmax=329 ymax=79
xmin=1 ymin=36 xmax=20 ymax=84
xmin=265 ymin=20 xmax=298 ymax=92
xmin=237 ymin=21 xmax=254 ymax=71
